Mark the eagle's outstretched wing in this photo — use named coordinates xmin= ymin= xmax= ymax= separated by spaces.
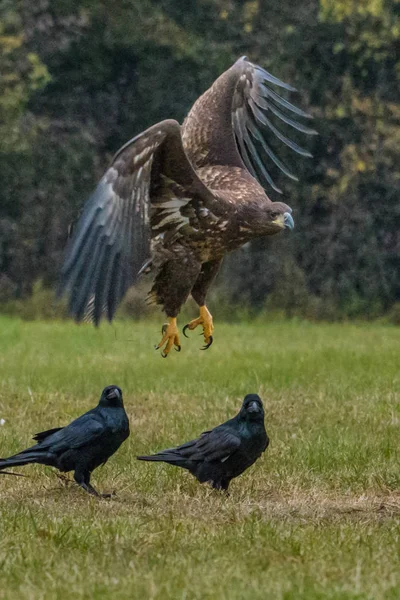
xmin=182 ymin=56 xmax=317 ymax=194
xmin=58 ymin=119 xmax=216 ymax=324
xmin=59 ymin=58 xmax=314 ymax=327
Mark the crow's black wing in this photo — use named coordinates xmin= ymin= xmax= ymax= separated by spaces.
xmin=58 ymin=119 xmax=217 ymax=324
xmin=138 ymin=426 xmax=241 ymax=464
xmin=231 ymin=57 xmax=317 ymax=193
xmin=33 ymin=427 xmax=64 ymax=442
xmin=37 ymin=413 xmax=106 ymax=452
xmin=174 ymin=427 xmax=242 ymax=463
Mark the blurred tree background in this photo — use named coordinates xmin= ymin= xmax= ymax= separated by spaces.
xmin=0 ymin=0 xmax=399 ymax=319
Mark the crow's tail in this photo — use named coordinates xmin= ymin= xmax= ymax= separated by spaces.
xmin=137 ymin=454 xmax=166 ymax=462
xmin=0 ymin=449 xmax=53 ymax=472
xmin=137 ymin=451 xmax=187 ymax=466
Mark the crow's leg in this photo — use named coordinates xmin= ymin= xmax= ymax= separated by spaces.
xmin=183 ymin=260 xmax=221 ymax=349
xmin=73 ymin=469 xmax=106 ymax=497
xmin=74 ymin=469 xmax=98 ymax=496
xmin=83 ymin=483 xmax=100 ymax=496
xmin=212 ymin=479 xmax=230 ymax=494
xmin=149 ymin=256 xmax=201 ymax=357
xmin=86 ymin=482 xmax=113 ymax=499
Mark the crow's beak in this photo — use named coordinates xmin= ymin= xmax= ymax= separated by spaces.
xmin=247 ymin=401 xmax=261 ymax=413
xmin=107 ymin=388 xmax=120 ymax=401
xmin=284 ymin=212 xmax=294 ymax=230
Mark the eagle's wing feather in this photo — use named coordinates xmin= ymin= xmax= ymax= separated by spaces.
xmin=232 ymin=58 xmax=317 ymax=193
xmin=59 ymin=119 xmax=216 ymax=323
xmin=182 ymin=57 xmax=315 ymax=194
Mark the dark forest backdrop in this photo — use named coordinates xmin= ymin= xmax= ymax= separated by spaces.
xmin=0 ymin=0 xmax=399 ymax=319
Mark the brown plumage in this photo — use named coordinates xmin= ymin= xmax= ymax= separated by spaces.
xmin=59 ymin=56 xmax=316 ymax=355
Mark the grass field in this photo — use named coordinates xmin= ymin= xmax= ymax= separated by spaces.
xmin=0 ymin=314 xmax=399 ymax=599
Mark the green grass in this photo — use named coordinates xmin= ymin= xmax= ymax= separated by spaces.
xmin=0 ymin=315 xmax=399 ymax=599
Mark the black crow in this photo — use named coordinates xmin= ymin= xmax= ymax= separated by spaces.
xmin=138 ymin=394 xmax=268 ymax=491
xmin=0 ymin=385 xmax=129 ymax=497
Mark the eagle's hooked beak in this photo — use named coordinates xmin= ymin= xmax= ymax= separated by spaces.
xmin=271 ymin=212 xmax=295 ymax=230
xmin=284 ymin=212 xmax=294 ymax=230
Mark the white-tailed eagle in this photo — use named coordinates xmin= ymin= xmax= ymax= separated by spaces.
xmin=59 ymin=57 xmax=316 ymax=356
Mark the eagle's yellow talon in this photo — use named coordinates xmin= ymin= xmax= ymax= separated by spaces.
xmin=156 ymin=317 xmax=181 ymax=357
xmin=183 ymin=305 xmax=214 ymax=349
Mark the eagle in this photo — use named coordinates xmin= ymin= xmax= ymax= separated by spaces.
xmin=59 ymin=56 xmax=316 ymax=356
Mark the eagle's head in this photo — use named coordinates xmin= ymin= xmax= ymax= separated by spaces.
xmin=262 ymin=201 xmax=294 ymax=235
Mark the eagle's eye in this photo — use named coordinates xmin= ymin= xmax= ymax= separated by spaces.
xmin=270 ymin=211 xmax=278 ymax=220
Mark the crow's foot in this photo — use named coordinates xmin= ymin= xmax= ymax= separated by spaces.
xmin=183 ymin=305 xmax=214 ymax=350
xmin=155 ymin=317 xmax=181 ymax=357
xmin=79 ymin=482 xmax=113 ymax=499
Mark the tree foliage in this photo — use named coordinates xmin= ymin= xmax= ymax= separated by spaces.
xmin=0 ymin=0 xmax=399 ymax=318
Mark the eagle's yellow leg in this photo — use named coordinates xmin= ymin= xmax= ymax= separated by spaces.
xmin=155 ymin=317 xmax=181 ymax=358
xmin=183 ymin=305 xmax=214 ymax=349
